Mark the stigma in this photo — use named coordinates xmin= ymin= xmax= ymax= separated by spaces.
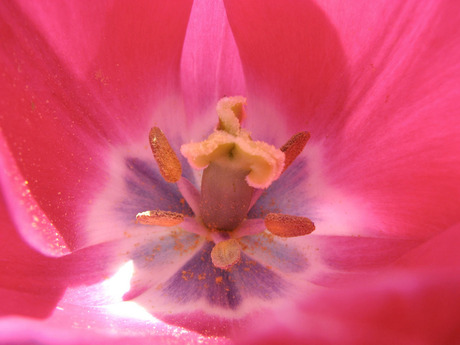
xmin=136 ymin=96 xmax=314 ymax=269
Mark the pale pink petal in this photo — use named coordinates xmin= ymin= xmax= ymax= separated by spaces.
xmin=176 ymin=177 xmax=201 ymax=216
xmin=180 ymin=0 xmax=246 ymax=136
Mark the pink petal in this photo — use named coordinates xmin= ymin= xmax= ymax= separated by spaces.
xmin=0 ymin=316 xmax=223 ymax=345
xmin=0 ymin=185 xmax=66 ymax=318
xmin=180 ymin=0 xmax=246 ymax=133
xmin=226 ymin=0 xmax=460 ymax=237
xmin=0 ymin=1 xmax=193 ymax=248
xmin=316 ymin=0 xmax=460 ymax=238
xmin=238 ymin=271 xmax=460 ymax=345
xmin=237 ymin=224 xmax=460 ymax=344
xmin=223 ymin=0 xmax=347 ymax=141
xmin=0 ymin=133 xmax=69 ymax=255
xmin=395 ymin=223 xmax=460 ymax=270
xmin=4 ymin=0 xmax=192 ymax=135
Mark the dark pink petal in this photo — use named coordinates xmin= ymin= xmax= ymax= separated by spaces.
xmin=0 ymin=1 xmax=192 ymax=248
xmin=0 ymin=133 xmax=69 ymax=255
xmin=0 ymin=185 xmax=65 ymax=318
xmin=395 ymin=223 xmax=460 ymax=270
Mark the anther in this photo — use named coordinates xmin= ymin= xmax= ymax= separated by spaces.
xmin=211 ymin=238 xmax=241 ymax=269
xmin=280 ymin=131 xmax=310 ymax=173
xmin=149 ymin=127 xmax=182 ymax=183
xmin=264 ymin=213 xmax=315 ymax=237
xmin=136 ymin=210 xmax=184 ymax=227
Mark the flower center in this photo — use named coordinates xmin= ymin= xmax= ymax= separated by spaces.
xmin=199 ymin=160 xmax=253 ymax=231
xmin=136 ymin=96 xmax=314 ymax=269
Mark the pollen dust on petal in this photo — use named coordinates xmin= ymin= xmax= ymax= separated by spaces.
xmin=181 ymin=270 xmax=194 ymax=281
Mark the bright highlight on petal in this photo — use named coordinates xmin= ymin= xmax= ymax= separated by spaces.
xmin=106 ymin=260 xmax=134 ymax=299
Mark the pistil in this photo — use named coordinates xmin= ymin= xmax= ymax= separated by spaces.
xmin=200 ymin=161 xmax=253 ymax=231
xmin=136 ymin=96 xmax=316 ymax=271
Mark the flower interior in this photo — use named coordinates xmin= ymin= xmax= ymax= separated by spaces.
xmin=136 ymin=96 xmax=314 ymax=270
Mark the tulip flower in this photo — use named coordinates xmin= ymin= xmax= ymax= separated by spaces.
xmin=1 ymin=0 xmax=459 ymax=343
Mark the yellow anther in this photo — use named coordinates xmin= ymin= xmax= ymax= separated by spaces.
xmin=280 ymin=131 xmax=310 ymax=173
xmin=136 ymin=210 xmax=184 ymax=227
xmin=149 ymin=127 xmax=182 ymax=183
xmin=264 ymin=213 xmax=315 ymax=237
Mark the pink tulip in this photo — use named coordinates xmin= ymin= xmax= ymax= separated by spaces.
xmin=1 ymin=0 xmax=459 ymax=344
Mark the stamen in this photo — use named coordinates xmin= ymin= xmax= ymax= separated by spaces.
xmin=211 ymin=239 xmax=241 ymax=269
xmin=280 ymin=131 xmax=310 ymax=173
xmin=149 ymin=127 xmax=182 ymax=183
xmin=136 ymin=210 xmax=184 ymax=227
xmin=264 ymin=213 xmax=315 ymax=237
